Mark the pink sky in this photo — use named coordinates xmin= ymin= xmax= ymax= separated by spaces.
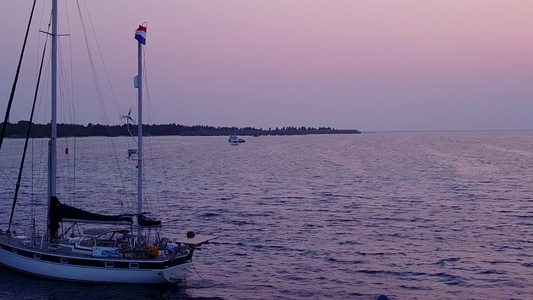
xmin=2 ymin=0 xmax=533 ymax=131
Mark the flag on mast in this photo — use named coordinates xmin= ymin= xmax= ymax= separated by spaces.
xmin=135 ymin=25 xmax=146 ymax=45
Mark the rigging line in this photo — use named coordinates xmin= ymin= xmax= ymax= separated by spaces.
xmin=64 ymin=0 xmax=76 ymax=110
xmin=13 ymin=74 xmax=49 ymax=228
xmin=56 ymin=43 xmax=79 ymax=205
xmin=8 ymin=25 xmax=49 ymax=232
xmin=76 ymin=1 xmax=131 ymax=212
xmin=32 ymin=7 xmax=51 ymax=129
xmin=33 ymin=32 xmax=51 ymax=128
xmin=0 ymin=169 xmax=16 ymax=186
xmin=52 ymin=3 xmax=76 ymax=200
xmin=34 ymin=59 xmax=50 ymax=217
xmin=142 ymin=49 xmax=166 ymax=216
xmin=63 ymin=0 xmax=76 ymax=115
xmin=26 ymin=54 xmax=50 ymax=226
xmin=57 ymin=0 xmax=77 ymax=125
xmin=57 ymin=45 xmax=76 ymax=125
xmin=82 ymin=1 xmax=122 ymax=120
xmin=0 ymin=0 xmax=38 ymax=151
xmin=191 ymin=262 xmax=206 ymax=280
xmin=76 ymin=2 xmax=106 ymax=124
xmin=65 ymin=0 xmax=78 ymax=207
xmin=31 ymin=137 xmax=35 ymax=223
xmin=76 ymin=0 xmax=131 ymax=209
xmin=140 ymin=50 xmax=154 ymax=214
xmin=35 ymin=0 xmax=48 ymax=95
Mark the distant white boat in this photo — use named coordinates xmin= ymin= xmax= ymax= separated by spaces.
xmin=229 ymin=133 xmax=240 ymax=145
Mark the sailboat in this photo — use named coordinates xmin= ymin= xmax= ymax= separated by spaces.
xmin=0 ymin=1 xmax=215 ymax=284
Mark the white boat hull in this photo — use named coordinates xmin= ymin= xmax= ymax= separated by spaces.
xmin=229 ymin=133 xmax=240 ymax=145
xmin=0 ymin=242 xmax=192 ymax=284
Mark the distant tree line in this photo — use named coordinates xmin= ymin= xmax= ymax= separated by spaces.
xmin=1 ymin=121 xmax=360 ymax=138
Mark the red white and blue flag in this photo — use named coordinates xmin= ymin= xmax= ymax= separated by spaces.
xmin=135 ymin=25 xmax=146 ymax=45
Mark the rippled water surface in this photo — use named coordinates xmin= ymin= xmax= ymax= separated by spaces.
xmin=1 ymin=132 xmax=532 ymax=299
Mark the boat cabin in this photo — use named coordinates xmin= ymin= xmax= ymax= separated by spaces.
xmin=72 ymin=228 xmax=131 ymax=256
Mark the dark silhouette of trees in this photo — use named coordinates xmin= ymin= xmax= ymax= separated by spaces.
xmin=1 ymin=121 xmax=360 ymax=138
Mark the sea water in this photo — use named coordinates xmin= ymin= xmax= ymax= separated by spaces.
xmin=0 ymin=132 xmax=531 ymax=299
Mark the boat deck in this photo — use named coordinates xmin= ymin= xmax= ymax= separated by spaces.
xmin=0 ymin=233 xmax=188 ymax=262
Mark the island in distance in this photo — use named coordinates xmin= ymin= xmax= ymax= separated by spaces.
xmin=2 ymin=121 xmax=360 ymax=138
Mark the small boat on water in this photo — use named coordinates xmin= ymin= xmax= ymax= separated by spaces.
xmin=229 ymin=133 xmax=240 ymax=145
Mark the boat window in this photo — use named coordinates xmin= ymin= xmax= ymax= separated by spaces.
xmin=99 ymin=232 xmax=114 ymax=240
xmin=61 ymin=258 xmax=69 ymax=264
xmin=129 ymin=263 xmax=139 ymax=269
xmin=79 ymin=237 xmax=95 ymax=247
xmin=97 ymin=239 xmax=116 ymax=247
xmin=105 ymin=262 xmax=114 ymax=268
xmin=34 ymin=254 xmax=41 ymax=259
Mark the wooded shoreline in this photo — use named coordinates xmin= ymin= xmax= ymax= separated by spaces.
xmin=2 ymin=121 xmax=360 ymax=138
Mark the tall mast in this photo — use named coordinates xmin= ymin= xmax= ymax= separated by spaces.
xmin=50 ymin=0 xmax=58 ymax=197
xmin=47 ymin=0 xmax=58 ymax=236
xmin=134 ymin=25 xmax=146 ymax=220
xmin=137 ymin=39 xmax=143 ymax=217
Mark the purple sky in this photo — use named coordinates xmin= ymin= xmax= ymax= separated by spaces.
xmin=2 ymin=0 xmax=533 ymax=131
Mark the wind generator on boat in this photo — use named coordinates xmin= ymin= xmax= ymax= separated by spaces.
xmin=0 ymin=0 xmax=216 ymax=284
